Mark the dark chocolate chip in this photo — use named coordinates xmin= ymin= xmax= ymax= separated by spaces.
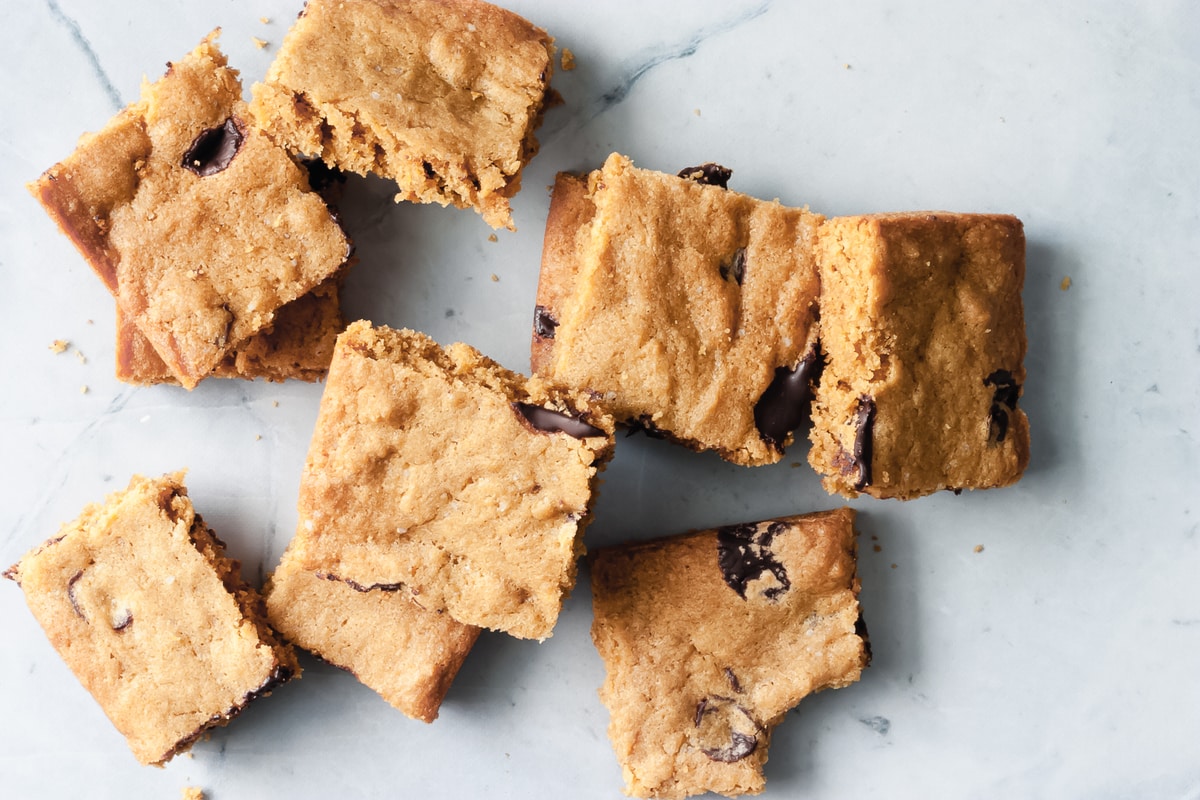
xmin=423 ymin=161 xmax=437 ymax=179
xmin=534 ymin=305 xmax=559 ymax=339
xmin=705 ymin=732 xmax=758 ymax=763
xmin=301 ymin=157 xmax=347 ymax=198
xmin=694 ymin=696 xmax=761 ymax=763
xmin=717 ymin=521 xmax=791 ymax=600
xmin=624 ymin=414 xmax=668 ymax=439
xmin=855 ymin=613 xmax=873 ymax=666
xmin=318 ymin=573 xmax=405 ymax=593
xmin=182 ymin=117 xmax=245 ymax=177
xmin=719 ymin=247 xmax=746 ymax=285
xmin=513 ymin=402 xmax=603 ymax=439
xmin=754 ymin=348 xmax=821 ymax=449
xmin=851 ymin=396 xmax=876 ymax=490
xmin=67 ymin=570 xmax=86 ymax=619
xmin=678 ymin=163 xmax=733 ymax=189
xmin=984 ymin=369 xmax=1020 ymax=443
xmin=111 ymin=609 xmax=133 ymax=632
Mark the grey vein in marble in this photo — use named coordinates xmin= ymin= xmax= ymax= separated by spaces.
xmin=44 ymin=0 xmax=123 ymax=112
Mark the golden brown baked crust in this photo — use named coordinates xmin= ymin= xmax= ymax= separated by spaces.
xmin=4 ymin=473 xmax=299 ymax=765
xmin=265 ymin=536 xmax=480 ymax=722
xmin=809 ymin=212 xmax=1030 ymax=499
xmin=590 ymin=508 xmax=869 ymax=799
xmin=296 ymin=321 xmax=615 ymax=641
xmin=250 ymin=0 xmax=555 ymax=230
xmin=29 ymin=32 xmax=350 ymax=389
xmin=532 ymin=154 xmax=822 ymax=466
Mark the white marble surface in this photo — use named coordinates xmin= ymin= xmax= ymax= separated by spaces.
xmin=2 ymin=1 xmax=1198 ymax=797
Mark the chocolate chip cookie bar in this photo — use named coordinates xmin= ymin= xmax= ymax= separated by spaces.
xmin=265 ymin=536 xmax=480 ymax=722
xmin=3 ymin=473 xmax=298 ymax=765
xmin=29 ymin=33 xmax=351 ymax=389
xmin=296 ymin=321 xmax=615 ymax=641
xmin=532 ymin=153 xmax=823 ymax=466
xmin=809 ymin=212 xmax=1030 ymax=499
xmin=250 ymin=0 xmax=555 ymax=230
xmin=590 ymin=508 xmax=869 ymax=799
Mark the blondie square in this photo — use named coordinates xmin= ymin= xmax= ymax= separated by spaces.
xmin=590 ymin=508 xmax=869 ymax=799
xmin=251 ymin=0 xmax=555 ymax=230
xmin=265 ymin=537 xmax=480 ymax=722
xmin=4 ymin=473 xmax=299 ymax=765
xmin=809 ymin=212 xmax=1030 ymax=499
xmin=29 ymin=33 xmax=351 ymax=388
xmin=532 ymin=153 xmax=823 ymax=466
xmin=296 ymin=321 xmax=615 ymax=640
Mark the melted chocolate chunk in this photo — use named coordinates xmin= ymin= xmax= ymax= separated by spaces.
xmin=724 ymin=667 xmax=743 ymax=694
xmin=319 ymin=573 xmax=404 ymax=592
xmin=851 ymin=396 xmax=876 ymax=490
xmin=182 ymin=118 xmax=245 ymax=177
xmin=534 ymin=305 xmax=559 ymax=339
xmin=67 ymin=570 xmax=85 ymax=619
xmin=717 ymin=521 xmax=791 ymax=600
xmin=719 ymin=247 xmax=746 ymax=285
xmin=513 ymin=403 xmax=603 ymax=439
xmin=624 ymin=414 xmax=668 ymax=439
xmin=694 ymin=696 xmax=760 ymax=763
xmin=984 ymin=369 xmax=1020 ymax=443
xmin=754 ymin=349 xmax=820 ymax=449
xmin=678 ymin=163 xmax=733 ymax=189
xmin=111 ymin=609 xmax=133 ymax=632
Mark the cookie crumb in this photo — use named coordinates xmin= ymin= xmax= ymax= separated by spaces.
xmin=80 ymin=385 xmax=89 ymax=394
xmin=252 ymin=37 xmax=269 ymax=49
xmin=890 ymin=563 xmax=897 ymax=569
xmin=255 ymin=434 xmax=263 ymax=442
xmin=693 ymin=108 xmax=701 ymax=116
xmin=182 ymin=788 xmax=205 ymax=800
xmin=272 ymin=400 xmax=280 ymax=408
xmin=490 ymin=274 xmax=500 ymax=282
xmin=872 ymin=544 xmax=882 ymax=553
xmin=86 ymin=319 xmax=94 ymax=325
xmin=488 ymin=233 xmax=499 ymax=242
xmin=974 ymin=544 xmax=985 ymax=553
xmin=560 ymin=47 xmax=576 ymax=71
xmin=259 ymin=16 xmax=270 ymax=24
xmin=49 ymin=339 xmax=69 ymax=354
xmin=844 ymin=63 xmax=852 ymax=69
xmin=1060 ymin=276 xmax=1072 ymax=291
xmin=75 ymin=350 xmax=87 ymax=365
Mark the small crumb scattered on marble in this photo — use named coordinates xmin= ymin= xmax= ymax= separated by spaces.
xmin=80 ymin=385 xmax=89 ymax=394
xmin=86 ymin=319 xmax=94 ymax=325
xmin=560 ymin=47 xmax=576 ymax=71
xmin=890 ymin=563 xmax=898 ymax=569
xmin=490 ymin=274 xmax=500 ymax=282
xmin=75 ymin=350 xmax=87 ymax=364
xmin=974 ymin=544 xmax=985 ymax=553
xmin=272 ymin=400 xmax=280 ymax=408
xmin=1060 ymin=276 xmax=1072 ymax=291
xmin=844 ymin=63 xmax=852 ymax=69
xmin=693 ymin=108 xmax=701 ymax=116
xmin=255 ymin=434 xmax=263 ymax=442
xmin=259 ymin=16 xmax=270 ymax=24
xmin=252 ymin=37 xmax=269 ymax=49
xmin=49 ymin=339 xmax=69 ymax=354
xmin=182 ymin=787 xmax=205 ymax=800
xmin=873 ymin=544 xmax=882 ymax=553
xmin=488 ymin=233 xmax=499 ymax=242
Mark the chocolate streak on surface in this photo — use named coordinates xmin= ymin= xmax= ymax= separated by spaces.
xmin=318 ymin=572 xmax=405 ymax=593
xmin=533 ymin=305 xmax=558 ymax=339
xmin=719 ymin=247 xmax=746 ymax=285
xmin=182 ymin=117 xmax=245 ymax=177
xmin=716 ymin=521 xmax=791 ymax=600
xmin=67 ymin=570 xmax=86 ymax=619
xmin=984 ymin=369 xmax=1020 ymax=443
xmin=513 ymin=402 xmax=603 ymax=439
xmin=678 ymin=163 xmax=732 ymax=189
xmin=724 ymin=667 xmax=743 ymax=694
xmin=754 ymin=349 xmax=820 ymax=449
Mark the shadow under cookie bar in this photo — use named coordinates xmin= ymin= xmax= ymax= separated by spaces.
xmin=295 ymin=321 xmax=615 ymax=641
xmin=809 ymin=212 xmax=1030 ymax=499
xmin=250 ymin=0 xmax=556 ymax=231
xmin=265 ymin=538 xmax=480 ymax=722
xmin=532 ymin=153 xmax=823 ymax=467
xmin=4 ymin=473 xmax=299 ymax=766
xmin=589 ymin=508 xmax=869 ymax=800
xmin=28 ymin=32 xmax=351 ymax=389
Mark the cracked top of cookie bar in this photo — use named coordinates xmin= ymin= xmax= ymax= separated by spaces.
xmin=296 ymin=321 xmax=614 ymax=641
xmin=250 ymin=0 xmax=555 ymax=230
xmin=590 ymin=508 xmax=868 ymax=800
xmin=533 ymin=153 xmax=822 ymax=466
xmin=5 ymin=473 xmax=298 ymax=765
xmin=29 ymin=32 xmax=350 ymax=389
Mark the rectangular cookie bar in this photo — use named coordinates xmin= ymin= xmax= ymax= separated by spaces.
xmin=265 ymin=537 xmax=480 ymax=722
xmin=590 ymin=509 xmax=869 ymax=799
xmin=29 ymin=33 xmax=351 ymax=388
xmin=809 ymin=212 xmax=1030 ymax=499
xmin=532 ymin=153 xmax=823 ymax=467
xmin=250 ymin=0 xmax=556 ymax=230
xmin=3 ymin=473 xmax=299 ymax=765
xmin=295 ymin=321 xmax=615 ymax=641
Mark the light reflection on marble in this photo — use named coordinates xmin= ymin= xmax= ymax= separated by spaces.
xmin=1 ymin=1 xmax=1198 ymax=797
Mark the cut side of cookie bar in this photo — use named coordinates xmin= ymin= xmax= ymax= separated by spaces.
xmin=29 ymin=33 xmax=351 ymax=388
xmin=590 ymin=508 xmax=869 ymax=799
xmin=265 ymin=537 xmax=480 ymax=722
xmin=4 ymin=473 xmax=299 ymax=766
xmin=250 ymin=0 xmax=555 ymax=230
xmin=809 ymin=212 xmax=1030 ymax=499
xmin=532 ymin=153 xmax=822 ymax=466
xmin=296 ymin=321 xmax=615 ymax=641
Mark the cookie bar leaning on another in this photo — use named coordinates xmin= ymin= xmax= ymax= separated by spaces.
xmin=251 ymin=0 xmax=556 ymax=230
xmin=265 ymin=534 xmax=481 ymax=722
xmin=590 ymin=508 xmax=870 ymax=799
xmin=29 ymin=32 xmax=352 ymax=389
xmin=532 ymin=153 xmax=823 ymax=467
xmin=295 ymin=321 xmax=615 ymax=641
xmin=4 ymin=473 xmax=299 ymax=766
xmin=809 ymin=212 xmax=1029 ymax=499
